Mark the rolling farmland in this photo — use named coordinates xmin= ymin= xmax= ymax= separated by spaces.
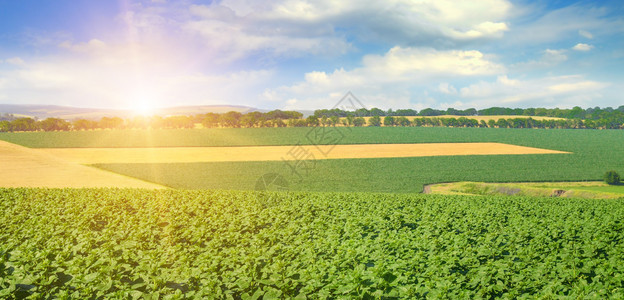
xmin=1 ymin=126 xmax=624 ymax=298
xmin=53 ymin=126 xmax=623 ymax=192
xmin=2 ymin=127 xmax=623 ymax=192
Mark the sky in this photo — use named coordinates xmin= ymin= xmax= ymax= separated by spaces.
xmin=0 ymin=0 xmax=623 ymax=112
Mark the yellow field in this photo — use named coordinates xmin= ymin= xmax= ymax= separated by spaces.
xmin=424 ymin=181 xmax=623 ymax=199
xmin=3 ymin=140 xmax=569 ymax=188
xmin=42 ymin=143 xmax=569 ymax=164
xmin=0 ymin=141 xmax=166 ymax=189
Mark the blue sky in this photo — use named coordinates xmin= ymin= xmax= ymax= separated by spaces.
xmin=0 ymin=0 xmax=622 ymax=111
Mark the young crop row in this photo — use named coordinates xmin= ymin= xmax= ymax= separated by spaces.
xmin=1 ymin=188 xmax=624 ymax=298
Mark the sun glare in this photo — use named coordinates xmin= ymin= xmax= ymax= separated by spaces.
xmin=130 ymin=91 xmax=159 ymax=116
xmin=133 ymin=102 xmax=155 ymax=116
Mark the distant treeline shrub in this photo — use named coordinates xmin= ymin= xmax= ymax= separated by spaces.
xmin=2 ymin=105 xmax=624 ymax=132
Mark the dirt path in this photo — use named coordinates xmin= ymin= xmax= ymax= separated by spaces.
xmin=42 ymin=143 xmax=569 ymax=164
xmin=0 ymin=141 xmax=166 ymax=189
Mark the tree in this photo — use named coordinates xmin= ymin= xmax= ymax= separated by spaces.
xmin=395 ymin=109 xmax=417 ymax=116
xmin=165 ymin=115 xmax=194 ymax=129
xmin=383 ymin=116 xmax=395 ymax=126
xmin=569 ymin=106 xmax=585 ymax=119
xmin=241 ymin=112 xmax=263 ymax=128
xmin=495 ymin=118 xmax=509 ymax=128
xmin=345 ymin=114 xmax=355 ymax=126
xmin=220 ymin=111 xmax=242 ymax=127
xmin=11 ymin=118 xmax=38 ymax=131
xmin=39 ymin=118 xmax=71 ymax=131
xmin=320 ymin=115 xmax=329 ymax=127
xmin=369 ymin=108 xmax=385 ymax=117
xmin=274 ymin=119 xmax=287 ymax=127
xmin=396 ymin=116 xmax=410 ymax=127
xmin=306 ymin=115 xmax=319 ymax=127
xmin=0 ymin=120 xmax=10 ymax=132
xmin=201 ymin=113 xmax=220 ymax=128
xmin=419 ymin=108 xmax=443 ymax=116
xmin=604 ymin=171 xmax=621 ymax=185
xmin=72 ymin=119 xmax=98 ymax=131
xmin=353 ymin=117 xmax=365 ymax=127
xmin=288 ymin=119 xmax=307 ymax=127
xmin=355 ymin=108 xmax=369 ymax=117
xmin=368 ymin=116 xmax=381 ymax=126
xmin=99 ymin=117 xmax=124 ymax=129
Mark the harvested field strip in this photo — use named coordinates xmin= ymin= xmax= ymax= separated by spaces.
xmin=0 ymin=141 xmax=166 ymax=189
xmin=43 ymin=143 xmax=569 ymax=164
xmin=425 ymin=181 xmax=624 ymax=199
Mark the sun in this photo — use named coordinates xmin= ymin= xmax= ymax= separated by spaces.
xmin=129 ymin=91 xmax=159 ymax=116
xmin=133 ymin=101 xmax=155 ymax=116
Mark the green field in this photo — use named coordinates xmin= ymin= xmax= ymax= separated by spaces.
xmin=95 ymin=154 xmax=597 ymax=193
xmin=0 ymin=126 xmax=621 ymax=149
xmin=3 ymin=127 xmax=623 ymax=192
xmin=2 ymin=188 xmax=624 ymax=298
xmin=573 ymin=185 xmax=624 ymax=194
xmin=79 ymin=127 xmax=623 ymax=192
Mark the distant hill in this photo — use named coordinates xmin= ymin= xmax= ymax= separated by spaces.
xmin=0 ymin=104 xmax=259 ymax=120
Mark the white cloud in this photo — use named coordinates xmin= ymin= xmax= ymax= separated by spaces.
xmin=572 ymin=43 xmax=594 ymax=51
xmin=513 ymin=49 xmax=567 ymax=69
xmin=58 ymin=39 xmax=106 ymax=53
xmin=579 ymin=30 xmax=593 ymax=39
xmin=362 ymin=47 xmax=505 ymax=76
xmin=438 ymin=83 xmax=458 ymax=95
xmin=5 ymin=57 xmax=25 ymax=65
xmin=0 ymin=37 xmax=275 ymax=109
xmin=265 ymin=47 xmax=504 ymax=109
xmin=458 ymin=75 xmax=609 ymax=108
xmin=507 ymin=3 xmax=621 ymax=46
xmin=181 ymin=0 xmax=512 ymax=61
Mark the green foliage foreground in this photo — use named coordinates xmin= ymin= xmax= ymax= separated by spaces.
xmin=1 ymin=188 xmax=624 ymax=298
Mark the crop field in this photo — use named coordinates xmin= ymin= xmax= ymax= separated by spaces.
xmin=74 ymin=127 xmax=624 ymax=192
xmin=95 ymin=153 xmax=593 ymax=193
xmin=0 ymin=126 xmax=601 ymax=148
xmin=1 ymin=126 xmax=624 ymax=298
xmin=41 ymin=143 xmax=567 ymax=164
xmin=2 ymin=188 xmax=624 ymax=298
xmin=1 ymin=127 xmax=623 ymax=192
xmin=0 ymin=141 xmax=164 ymax=189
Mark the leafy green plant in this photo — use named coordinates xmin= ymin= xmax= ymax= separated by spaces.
xmin=2 ymin=188 xmax=624 ymax=298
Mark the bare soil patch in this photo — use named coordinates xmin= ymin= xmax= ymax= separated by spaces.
xmin=42 ymin=142 xmax=569 ymax=164
xmin=0 ymin=141 xmax=165 ymax=189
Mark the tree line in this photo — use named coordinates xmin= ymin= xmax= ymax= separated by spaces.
xmin=1 ymin=106 xmax=624 ymax=132
xmin=0 ymin=110 xmax=303 ymax=132
xmin=313 ymin=105 xmax=624 ymax=119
